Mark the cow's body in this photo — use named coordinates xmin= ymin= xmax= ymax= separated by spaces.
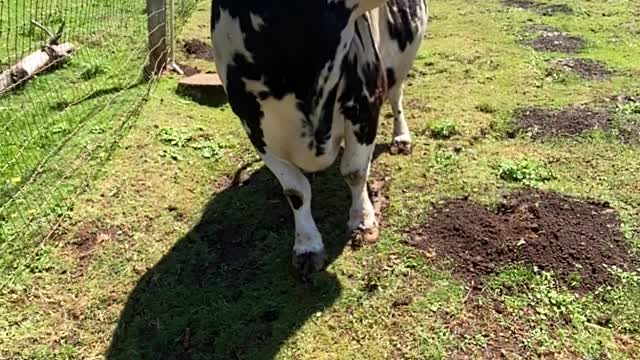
xmin=212 ymin=0 xmax=428 ymax=276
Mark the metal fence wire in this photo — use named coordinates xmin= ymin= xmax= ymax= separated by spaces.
xmin=0 ymin=0 xmax=200 ymax=287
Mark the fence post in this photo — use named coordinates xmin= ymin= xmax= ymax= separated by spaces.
xmin=146 ymin=0 xmax=167 ymax=78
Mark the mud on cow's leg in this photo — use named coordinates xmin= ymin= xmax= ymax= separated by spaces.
xmin=388 ymin=84 xmax=412 ymax=155
xmin=340 ymin=123 xmax=380 ymax=245
xmin=260 ymin=153 xmax=326 ymax=278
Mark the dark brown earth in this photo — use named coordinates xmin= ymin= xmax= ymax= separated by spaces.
xmin=501 ymin=0 xmax=535 ymax=9
xmin=516 ymin=106 xmax=611 ymax=139
xmin=552 ymin=58 xmax=611 ymax=80
xmin=503 ymin=1 xmax=573 ymax=15
xmin=530 ymin=31 xmax=585 ymax=53
xmin=182 ymin=39 xmax=214 ymax=60
xmin=538 ymin=4 xmax=573 ymax=16
xmin=408 ymin=189 xmax=637 ymax=292
xmin=178 ymin=63 xmax=200 ymax=76
xmin=70 ymin=221 xmax=125 ymax=277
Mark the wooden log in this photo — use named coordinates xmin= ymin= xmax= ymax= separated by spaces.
xmin=0 ymin=43 xmax=74 ymax=93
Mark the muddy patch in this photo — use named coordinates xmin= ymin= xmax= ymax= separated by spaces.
xmin=538 ymin=4 xmax=573 ymax=16
xmin=502 ymin=0 xmax=536 ymax=9
xmin=408 ymin=189 xmax=637 ymax=291
xmin=503 ymin=1 xmax=573 ymax=15
xmin=515 ymin=106 xmax=611 ymax=139
xmin=530 ymin=31 xmax=585 ymax=53
xmin=182 ymin=39 xmax=214 ymax=60
xmin=551 ymin=58 xmax=611 ymax=80
xmin=178 ymin=63 xmax=201 ymax=77
xmin=69 ymin=221 xmax=125 ymax=276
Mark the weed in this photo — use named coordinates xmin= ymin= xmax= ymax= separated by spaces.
xmin=496 ymin=159 xmax=555 ymax=186
xmin=427 ymin=119 xmax=458 ymax=139
xmin=190 ymin=139 xmax=230 ymax=160
xmin=431 ymin=147 xmax=459 ymax=171
xmin=158 ymin=127 xmax=192 ymax=147
xmin=79 ymin=60 xmax=108 ymax=81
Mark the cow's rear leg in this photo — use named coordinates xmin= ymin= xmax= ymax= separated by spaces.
xmin=341 ymin=126 xmax=379 ymax=243
xmin=388 ymin=84 xmax=412 ymax=155
xmin=261 ymin=153 xmax=326 ymax=277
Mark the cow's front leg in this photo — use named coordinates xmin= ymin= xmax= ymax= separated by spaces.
xmin=340 ymin=123 xmax=379 ymax=243
xmin=260 ymin=152 xmax=326 ymax=276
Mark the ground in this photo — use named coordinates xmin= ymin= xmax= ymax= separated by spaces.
xmin=1 ymin=0 xmax=640 ymax=359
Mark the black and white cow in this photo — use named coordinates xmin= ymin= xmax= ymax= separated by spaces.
xmin=211 ymin=0 xmax=428 ymax=276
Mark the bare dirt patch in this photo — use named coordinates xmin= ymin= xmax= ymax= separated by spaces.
xmin=502 ymin=0 xmax=536 ymax=9
xmin=178 ymin=63 xmax=201 ymax=76
xmin=503 ymin=1 xmax=573 ymax=15
xmin=538 ymin=4 xmax=573 ymax=16
xmin=182 ymin=39 xmax=214 ymax=60
xmin=408 ymin=189 xmax=637 ymax=292
xmin=530 ymin=31 xmax=585 ymax=53
xmin=551 ymin=58 xmax=612 ymax=80
xmin=515 ymin=106 xmax=611 ymax=139
xmin=69 ymin=221 xmax=125 ymax=276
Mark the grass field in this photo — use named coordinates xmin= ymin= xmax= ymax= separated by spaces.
xmin=2 ymin=0 xmax=640 ymax=359
xmin=0 ymin=0 xmax=152 ymax=268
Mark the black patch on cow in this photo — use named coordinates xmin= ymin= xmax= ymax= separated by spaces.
xmin=314 ymin=84 xmax=340 ymax=156
xmin=386 ymin=0 xmax=423 ymax=52
xmin=338 ymin=19 xmax=384 ymax=146
xmin=386 ymin=67 xmax=397 ymax=90
xmin=212 ymin=0 xmax=352 ymax=155
xmin=284 ymin=190 xmax=304 ymax=210
xmin=224 ymin=53 xmax=267 ymax=153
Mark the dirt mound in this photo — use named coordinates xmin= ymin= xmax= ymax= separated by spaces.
xmin=515 ymin=106 xmax=611 ymax=139
xmin=538 ymin=4 xmax=573 ymax=16
xmin=503 ymin=1 xmax=572 ymax=15
xmin=408 ymin=189 xmax=637 ymax=292
xmin=183 ymin=39 xmax=213 ymax=60
xmin=552 ymin=58 xmax=611 ymax=80
xmin=530 ymin=31 xmax=585 ymax=53
xmin=502 ymin=0 xmax=535 ymax=9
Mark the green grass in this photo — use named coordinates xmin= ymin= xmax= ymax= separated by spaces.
xmin=2 ymin=0 xmax=640 ymax=358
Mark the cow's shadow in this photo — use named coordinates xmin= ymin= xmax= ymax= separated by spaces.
xmin=106 ymin=149 xmax=387 ymax=359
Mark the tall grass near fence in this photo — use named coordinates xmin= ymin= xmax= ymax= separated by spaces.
xmin=0 ymin=0 xmax=201 ymax=289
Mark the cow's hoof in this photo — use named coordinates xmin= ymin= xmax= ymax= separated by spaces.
xmin=348 ymin=226 xmax=380 ymax=249
xmin=389 ymin=140 xmax=412 ymax=155
xmin=291 ymin=250 xmax=327 ymax=281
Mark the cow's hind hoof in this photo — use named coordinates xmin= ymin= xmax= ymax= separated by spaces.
xmin=390 ymin=140 xmax=412 ymax=155
xmin=291 ymin=250 xmax=327 ymax=281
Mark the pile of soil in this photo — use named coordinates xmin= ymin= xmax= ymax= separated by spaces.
xmin=502 ymin=0 xmax=535 ymax=9
xmin=408 ymin=189 xmax=637 ymax=291
xmin=178 ymin=63 xmax=200 ymax=76
xmin=503 ymin=1 xmax=573 ymax=15
xmin=538 ymin=4 xmax=573 ymax=16
xmin=529 ymin=31 xmax=585 ymax=53
xmin=183 ymin=39 xmax=214 ymax=60
xmin=515 ymin=106 xmax=611 ymax=139
xmin=552 ymin=58 xmax=611 ymax=80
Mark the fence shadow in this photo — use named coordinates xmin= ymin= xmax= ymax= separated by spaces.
xmin=106 ymin=160 xmax=356 ymax=359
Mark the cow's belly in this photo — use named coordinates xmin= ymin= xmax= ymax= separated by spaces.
xmin=259 ymin=94 xmax=344 ymax=173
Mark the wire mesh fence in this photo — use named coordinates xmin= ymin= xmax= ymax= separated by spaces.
xmin=0 ymin=0 xmax=201 ymax=288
